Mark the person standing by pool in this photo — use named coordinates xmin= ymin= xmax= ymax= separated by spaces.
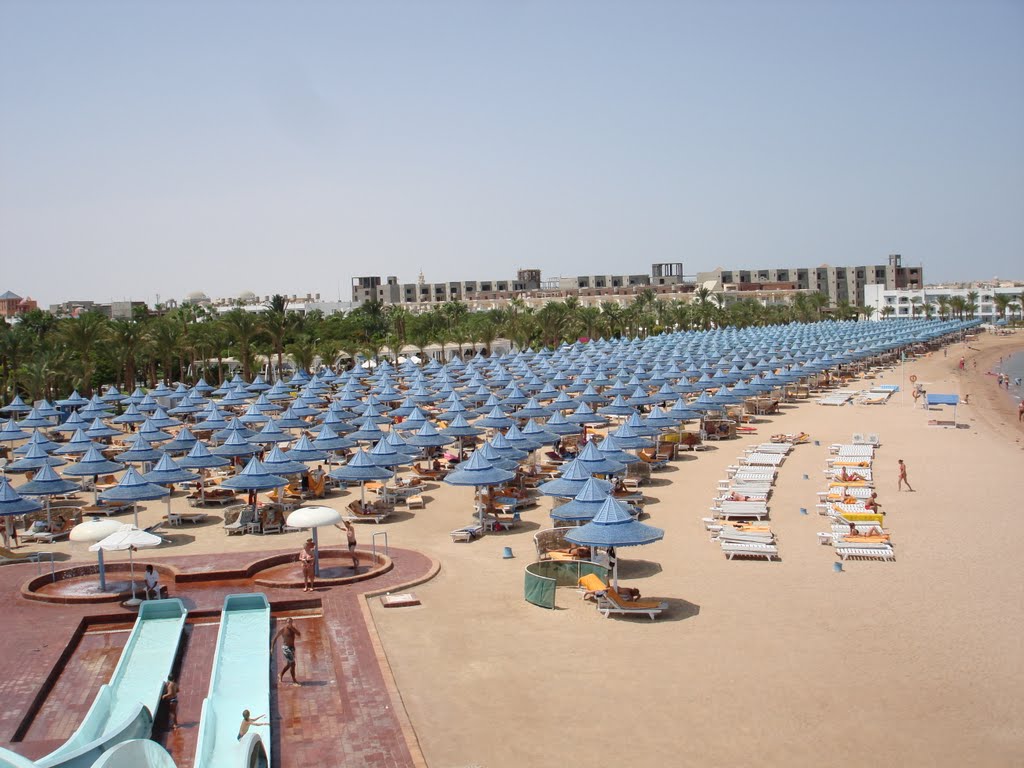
xmin=272 ymin=617 xmax=303 ymax=685
xmin=161 ymin=676 xmax=179 ymax=730
xmin=299 ymin=539 xmax=315 ymax=592
xmin=897 ymin=459 xmax=914 ymax=492
xmin=334 ymin=520 xmax=359 ymax=571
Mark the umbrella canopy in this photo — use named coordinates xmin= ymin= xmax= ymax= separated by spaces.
xmin=0 ymin=476 xmax=43 ymax=516
xmin=84 ymin=417 xmax=122 ymax=439
xmin=405 ymin=421 xmax=455 ymax=449
xmin=115 ymin=435 xmax=165 ymax=464
xmin=178 ymin=440 xmax=231 ymax=470
xmin=211 ymin=430 xmax=259 ymax=458
xmin=219 ymin=457 xmax=288 ymax=491
xmin=538 ymin=460 xmax=611 ymax=498
xmin=549 ymin=477 xmax=610 ymax=522
xmin=6 ymin=443 xmax=67 ymax=471
xmin=444 ymin=451 xmax=516 ymax=487
xmin=1 ymin=394 xmax=32 ymax=414
xmin=564 ymin=496 xmax=664 ymax=548
xmin=284 ymin=434 xmax=329 ymax=464
xmin=52 ymin=428 xmax=101 ymax=456
xmin=100 ymin=466 xmax=171 ymax=503
xmin=161 ymin=426 xmax=199 ymax=454
xmin=327 ymin=450 xmax=393 ymax=483
xmin=260 ymin=445 xmax=309 ymax=476
xmin=17 ymin=464 xmax=82 ymax=497
xmin=70 ymin=515 xmax=127 ymax=591
xmin=285 ymin=505 xmax=342 ymax=529
xmin=0 ymin=419 xmax=30 ymax=442
xmin=62 ymin=446 xmax=124 ymax=479
xmin=142 ymin=454 xmax=201 ymax=486
xmin=574 ymin=441 xmax=626 ymax=475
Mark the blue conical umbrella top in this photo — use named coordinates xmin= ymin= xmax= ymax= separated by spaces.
xmin=564 ymin=496 xmax=664 ymax=548
xmin=444 ymin=451 xmax=516 ymax=487
xmin=328 ymin=450 xmax=393 ymax=482
xmin=100 ymin=466 xmax=170 ymax=502
xmin=219 ymin=457 xmax=288 ymax=491
xmin=142 ymin=453 xmax=201 ymax=486
xmin=0 ymin=476 xmax=43 ymax=516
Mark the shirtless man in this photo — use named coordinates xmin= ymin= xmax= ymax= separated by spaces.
xmin=334 ymin=520 xmax=359 ymax=571
xmin=238 ymin=709 xmax=267 ymax=740
xmin=299 ymin=539 xmax=315 ymax=592
xmin=1019 ymin=401 xmax=1024 ymax=422
xmin=161 ymin=676 xmax=179 ymax=729
xmin=864 ymin=492 xmax=882 ymax=513
xmin=897 ymin=459 xmax=913 ymax=492
xmin=272 ymin=618 xmax=303 ymax=685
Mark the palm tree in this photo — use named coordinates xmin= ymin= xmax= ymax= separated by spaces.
xmin=880 ymin=305 xmax=895 ymax=319
xmin=60 ymin=312 xmax=109 ymax=395
xmin=146 ymin=316 xmax=183 ymax=384
xmin=993 ymin=293 xmax=1012 ymax=323
xmin=936 ymin=295 xmax=950 ymax=320
xmin=221 ymin=309 xmax=264 ymax=380
xmin=577 ymin=305 xmax=602 ymax=340
xmin=109 ymin=319 xmax=145 ymax=391
xmin=692 ymin=287 xmax=718 ymax=330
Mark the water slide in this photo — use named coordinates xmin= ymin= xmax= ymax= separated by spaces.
xmin=89 ymin=740 xmax=177 ymax=768
xmin=1 ymin=599 xmax=188 ymax=768
xmin=194 ymin=593 xmax=271 ymax=768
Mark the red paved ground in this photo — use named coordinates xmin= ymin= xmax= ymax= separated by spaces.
xmin=0 ymin=546 xmax=434 ymax=767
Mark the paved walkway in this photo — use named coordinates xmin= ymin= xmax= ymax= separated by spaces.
xmin=0 ymin=545 xmax=435 ymax=767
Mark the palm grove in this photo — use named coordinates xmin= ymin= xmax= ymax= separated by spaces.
xmin=2 ymin=288 xmax=1014 ymax=401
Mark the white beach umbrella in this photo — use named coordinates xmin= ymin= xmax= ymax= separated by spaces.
xmin=285 ymin=505 xmax=342 ymax=576
xmin=89 ymin=524 xmax=162 ymax=605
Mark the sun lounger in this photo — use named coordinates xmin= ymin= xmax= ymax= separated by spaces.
xmin=741 ymin=452 xmax=785 ymax=467
xmin=831 ymin=444 xmax=874 ymax=458
xmin=0 ymin=547 xmax=42 ymax=565
xmin=819 ymin=486 xmax=873 ymax=501
xmin=344 ymin=500 xmax=392 ymax=524
xmin=484 ymin=512 xmax=520 ymax=531
xmin=818 ymin=394 xmax=851 ymax=406
xmin=450 ymin=524 xmax=484 ymax=542
xmin=595 ymin=587 xmax=668 ymax=620
xmin=407 ymin=495 xmax=425 ymax=509
xmin=716 ymin=488 xmax=771 ymax=503
xmin=25 ymin=528 xmax=71 ymax=544
xmin=167 ymin=511 xmax=208 ymax=526
xmin=727 ymin=469 xmax=777 ymax=485
xmin=720 ymin=541 xmax=779 ymax=561
xmin=712 ymin=500 xmax=770 ymax=520
xmin=835 ymin=543 xmax=895 ymax=561
xmin=749 ymin=443 xmax=792 ymax=455
xmin=188 ymin=488 xmax=238 ymax=507
xmin=223 ymin=505 xmax=256 ymax=535
xmin=492 ymin=495 xmax=536 ymax=512
xmin=715 ymin=527 xmax=776 ymax=544
xmin=835 ymin=512 xmax=885 ymax=526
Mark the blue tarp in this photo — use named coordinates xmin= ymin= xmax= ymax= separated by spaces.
xmin=926 ymin=394 xmax=959 ymax=406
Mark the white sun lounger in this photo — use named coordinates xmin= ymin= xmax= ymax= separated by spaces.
xmin=728 ymin=469 xmax=777 ymax=484
xmin=818 ymin=486 xmax=873 ymax=501
xmin=748 ymin=443 xmax=792 ymax=455
xmin=715 ymin=528 xmax=776 ymax=544
xmin=818 ymin=394 xmax=851 ymax=406
xmin=824 ymin=469 xmax=874 ymax=483
xmin=835 ymin=543 xmax=895 ymax=561
xmin=450 ymin=524 xmax=484 ymax=542
xmin=713 ymin=501 xmax=770 ymax=520
xmin=831 ymin=444 xmax=875 ymax=458
xmin=721 ymin=541 xmax=779 ymax=561
xmin=741 ymin=452 xmax=786 ymax=467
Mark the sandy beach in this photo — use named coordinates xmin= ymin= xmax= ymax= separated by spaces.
xmin=9 ymin=330 xmax=1024 ymax=767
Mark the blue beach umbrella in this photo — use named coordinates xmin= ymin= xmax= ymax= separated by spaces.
xmin=18 ymin=463 xmax=84 ymax=528
xmin=212 ymin=430 xmax=259 ymax=458
xmin=260 ymin=445 xmax=309 ymax=477
xmin=53 ymin=428 xmax=101 ymax=456
xmin=0 ymin=394 xmax=32 ymax=414
xmin=63 ymin=446 xmax=125 ymax=501
xmin=564 ymin=496 xmax=664 ymax=588
xmin=161 ymin=426 xmax=199 ymax=454
xmin=575 ymin=441 xmax=625 ymax=475
xmin=111 ymin=403 xmax=147 ymax=426
xmin=0 ymin=419 xmax=30 ymax=443
xmin=328 ymin=449 xmax=393 ymax=504
xmin=539 ymin=459 xmax=611 ymax=498
xmin=17 ymin=408 xmax=54 ymax=429
xmin=444 ymin=451 xmax=516 ymax=527
xmin=13 ymin=430 xmax=60 ymax=455
xmin=219 ymin=457 xmax=288 ymax=493
xmin=284 ymin=435 xmax=329 ymax=464
xmin=100 ymin=465 xmax=170 ymax=527
xmin=549 ymin=477 xmax=611 ymax=523
xmin=52 ymin=410 xmax=89 ymax=434
xmin=6 ymin=443 xmax=67 ymax=471
xmin=116 ymin=434 xmax=165 ymax=465
xmin=84 ymin=417 xmax=121 ymax=440
xmin=142 ymin=453 xmax=201 ymax=487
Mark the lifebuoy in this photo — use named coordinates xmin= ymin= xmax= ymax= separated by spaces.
xmin=909 ymin=374 xmax=918 ymax=383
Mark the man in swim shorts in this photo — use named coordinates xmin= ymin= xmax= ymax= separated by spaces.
xmin=272 ymin=617 xmax=303 ymax=685
xmin=161 ymin=676 xmax=179 ymax=730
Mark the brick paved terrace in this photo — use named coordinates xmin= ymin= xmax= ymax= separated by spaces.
xmin=0 ymin=546 xmax=436 ymax=767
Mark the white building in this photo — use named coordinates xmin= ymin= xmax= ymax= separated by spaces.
xmin=863 ymin=283 xmax=1024 ymax=321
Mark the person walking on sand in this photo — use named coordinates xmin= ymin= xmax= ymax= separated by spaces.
xmin=161 ymin=676 xmax=179 ymax=730
xmin=272 ymin=617 xmax=303 ymax=685
xmin=299 ymin=539 xmax=315 ymax=592
xmin=897 ymin=459 xmax=914 ymax=492
xmin=1018 ymin=401 xmax=1024 ymax=422
xmin=334 ymin=520 xmax=359 ymax=571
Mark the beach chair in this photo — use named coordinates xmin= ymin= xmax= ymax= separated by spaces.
xmin=0 ymin=547 xmax=41 ymax=565
xmin=595 ymin=587 xmax=668 ymax=620
xmin=450 ymin=524 xmax=484 ymax=542
xmin=223 ymin=505 xmax=255 ymax=535
xmin=712 ymin=500 xmax=770 ymax=520
xmin=407 ymin=494 xmax=425 ymax=509
xmin=715 ymin=527 xmax=776 ymax=544
xmin=343 ymin=500 xmax=392 ymax=524
xmin=720 ymin=541 xmax=779 ymax=561
xmin=834 ymin=543 xmax=895 ymax=561
xmin=167 ymin=511 xmax=208 ymax=526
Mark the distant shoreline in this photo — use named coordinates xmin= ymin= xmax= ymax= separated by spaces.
xmin=954 ymin=331 xmax=1024 ymax=446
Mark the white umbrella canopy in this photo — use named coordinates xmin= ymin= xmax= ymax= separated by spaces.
xmin=70 ymin=516 xmax=124 ymax=591
xmin=286 ymin=505 xmax=343 ymax=576
xmin=89 ymin=524 xmax=162 ymax=604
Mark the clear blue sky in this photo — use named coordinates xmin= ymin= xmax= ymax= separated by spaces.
xmin=2 ymin=0 xmax=1022 ymax=307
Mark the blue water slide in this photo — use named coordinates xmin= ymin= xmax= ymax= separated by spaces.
xmin=32 ymin=599 xmax=188 ymax=768
xmin=194 ymin=593 xmax=271 ymax=768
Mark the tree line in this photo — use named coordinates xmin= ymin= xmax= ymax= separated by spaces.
xmin=3 ymin=286 xmax=1013 ymax=401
